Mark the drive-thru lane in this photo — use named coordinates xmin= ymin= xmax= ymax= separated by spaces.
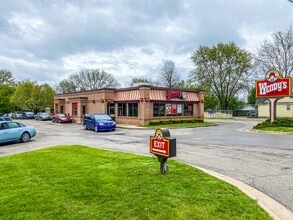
xmin=0 ymin=119 xmax=292 ymax=212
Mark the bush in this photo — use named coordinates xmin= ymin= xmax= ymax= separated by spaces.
xmin=253 ymin=117 xmax=293 ymax=129
xmin=173 ymin=120 xmax=182 ymax=124
xmin=167 ymin=121 xmax=174 ymax=124
xmin=149 ymin=121 xmax=160 ymax=125
xmin=194 ymin=118 xmax=204 ymax=123
xmin=272 ymin=117 xmax=293 ymax=127
xmin=187 ymin=119 xmax=194 ymax=123
xmin=160 ymin=121 xmax=168 ymax=125
xmin=180 ymin=119 xmax=189 ymax=123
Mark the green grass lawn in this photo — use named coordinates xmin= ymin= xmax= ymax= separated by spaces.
xmin=258 ymin=127 xmax=293 ymax=132
xmin=0 ymin=145 xmax=271 ymax=219
xmin=141 ymin=122 xmax=216 ymax=128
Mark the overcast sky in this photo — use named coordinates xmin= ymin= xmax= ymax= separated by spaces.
xmin=0 ymin=0 xmax=293 ymax=88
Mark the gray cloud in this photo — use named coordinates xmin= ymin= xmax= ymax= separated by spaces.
xmin=0 ymin=0 xmax=293 ymax=86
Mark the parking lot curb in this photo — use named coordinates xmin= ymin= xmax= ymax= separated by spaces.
xmin=190 ymin=165 xmax=293 ymax=220
xmin=248 ymin=129 xmax=293 ymax=136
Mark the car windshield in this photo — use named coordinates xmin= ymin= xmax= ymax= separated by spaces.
xmin=94 ymin=115 xmax=111 ymax=121
xmin=4 ymin=117 xmax=12 ymax=121
xmin=26 ymin=112 xmax=34 ymax=115
xmin=58 ymin=114 xmax=67 ymax=117
xmin=40 ymin=113 xmax=49 ymax=116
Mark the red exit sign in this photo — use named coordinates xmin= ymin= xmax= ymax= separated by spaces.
xmin=150 ymin=129 xmax=176 ymax=158
xmin=256 ymin=69 xmax=292 ymax=98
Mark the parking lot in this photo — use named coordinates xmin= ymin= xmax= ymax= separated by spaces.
xmin=1 ymin=119 xmax=293 ymax=212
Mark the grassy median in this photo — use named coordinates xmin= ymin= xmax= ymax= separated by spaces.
xmin=0 ymin=145 xmax=271 ymax=219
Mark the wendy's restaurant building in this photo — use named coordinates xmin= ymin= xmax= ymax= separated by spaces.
xmin=54 ymin=85 xmax=205 ymax=126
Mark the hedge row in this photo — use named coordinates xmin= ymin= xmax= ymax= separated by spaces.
xmin=253 ymin=117 xmax=293 ymax=129
xmin=149 ymin=119 xmax=204 ymax=125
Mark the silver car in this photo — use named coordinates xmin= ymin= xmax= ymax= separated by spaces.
xmin=12 ymin=112 xmax=23 ymax=119
xmin=0 ymin=121 xmax=36 ymax=144
xmin=34 ymin=112 xmax=52 ymax=121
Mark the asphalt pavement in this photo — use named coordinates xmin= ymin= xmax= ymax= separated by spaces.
xmin=0 ymin=118 xmax=292 ymax=213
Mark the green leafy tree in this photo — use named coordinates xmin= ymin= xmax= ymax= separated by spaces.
xmin=247 ymin=87 xmax=256 ymax=106
xmin=228 ymin=97 xmax=246 ymax=110
xmin=0 ymin=84 xmax=17 ymax=113
xmin=190 ymin=42 xmax=254 ymax=110
xmin=175 ymin=80 xmax=219 ymax=110
xmin=0 ymin=69 xmax=15 ymax=86
xmin=12 ymin=81 xmax=55 ymax=112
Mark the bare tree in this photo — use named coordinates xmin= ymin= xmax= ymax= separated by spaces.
xmin=57 ymin=69 xmax=120 ymax=94
xmin=128 ymin=77 xmax=159 ymax=87
xmin=0 ymin=69 xmax=15 ymax=85
xmin=160 ymin=60 xmax=180 ymax=88
xmin=255 ymin=26 xmax=293 ymax=77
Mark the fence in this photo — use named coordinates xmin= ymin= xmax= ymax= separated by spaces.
xmin=204 ymin=110 xmax=233 ymax=118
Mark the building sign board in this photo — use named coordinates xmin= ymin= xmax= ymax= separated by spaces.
xmin=256 ymin=69 xmax=291 ymax=98
xmin=167 ymin=90 xmax=187 ymax=99
xmin=177 ymin=104 xmax=182 ymax=114
xmin=172 ymin=104 xmax=177 ymax=114
xmin=166 ymin=104 xmax=171 ymax=114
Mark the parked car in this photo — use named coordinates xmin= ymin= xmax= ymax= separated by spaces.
xmin=22 ymin=112 xmax=35 ymax=119
xmin=12 ymin=111 xmax=23 ymax=119
xmin=0 ymin=121 xmax=36 ymax=144
xmin=247 ymin=112 xmax=258 ymax=118
xmin=0 ymin=117 xmax=13 ymax=121
xmin=83 ymin=114 xmax=116 ymax=132
xmin=34 ymin=112 xmax=52 ymax=121
xmin=52 ymin=114 xmax=72 ymax=123
xmin=8 ymin=113 xmax=13 ymax=118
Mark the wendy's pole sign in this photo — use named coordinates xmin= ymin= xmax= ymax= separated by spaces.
xmin=256 ymin=69 xmax=292 ymax=122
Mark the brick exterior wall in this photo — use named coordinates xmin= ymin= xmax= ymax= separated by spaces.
xmin=54 ymin=86 xmax=205 ymax=125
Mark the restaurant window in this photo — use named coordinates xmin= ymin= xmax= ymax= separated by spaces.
xmin=128 ymin=103 xmax=138 ymax=117
xmin=83 ymin=106 xmax=86 ymax=115
xmin=159 ymin=103 xmax=165 ymax=116
xmin=60 ymin=106 xmax=64 ymax=113
xmin=183 ymin=103 xmax=193 ymax=116
xmin=118 ymin=103 xmax=127 ymax=116
xmin=153 ymin=103 xmax=166 ymax=117
xmin=287 ymin=105 xmax=291 ymax=111
xmin=153 ymin=103 xmax=159 ymax=117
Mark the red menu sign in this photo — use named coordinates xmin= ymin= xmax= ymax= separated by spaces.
xmin=256 ymin=69 xmax=291 ymax=98
xmin=150 ymin=129 xmax=170 ymax=157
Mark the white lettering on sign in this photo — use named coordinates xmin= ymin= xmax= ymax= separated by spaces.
xmin=154 ymin=141 xmax=165 ymax=148
xmin=152 ymin=148 xmax=166 ymax=154
xmin=258 ymin=81 xmax=287 ymax=95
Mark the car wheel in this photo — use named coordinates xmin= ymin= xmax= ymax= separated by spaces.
xmin=95 ymin=125 xmax=98 ymax=132
xmin=52 ymin=119 xmax=55 ymax=123
xmin=83 ymin=123 xmax=88 ymax=130
xmin=20 ymin=132 xmax=30 ymax=143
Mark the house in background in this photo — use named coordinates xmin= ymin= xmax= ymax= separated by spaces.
xmin=257 ymin=97 xmax=293 ymax=118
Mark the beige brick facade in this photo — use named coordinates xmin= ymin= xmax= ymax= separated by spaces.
xmin=54 ymin=86 xmax=205 ymax=125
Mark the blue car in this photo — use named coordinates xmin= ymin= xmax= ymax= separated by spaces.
xmin=83 ymin=114 xmax=116 ymax=132
xmin=0 ymin=121 xmax=36 ymax=144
